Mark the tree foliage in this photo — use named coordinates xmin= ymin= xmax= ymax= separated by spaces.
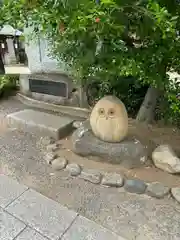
xmin=1 ymin=0 xmax=180 ymax=123
xmin=1 ymin=0 xmax=180 ymax=87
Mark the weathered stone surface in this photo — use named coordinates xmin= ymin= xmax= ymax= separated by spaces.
xmin=0 ymin=175 xmax=28 ymax=208
xmin=51 ymin=157 xmax=68 ymax=170
xmin=152 ymin=145 xmax=180 ymax=174
xmin=72 ymin=125 xmax=148 ymax=168
xmin=79 ymin=169 xmax=102 ymax=184
xmin=101 ymin=173 xmax=124 ymax=187
xmin=46 ymin=143 xmax=60 ymax=152
xmin=16 ymin=228 xmax=47 ymax=240
xmin=40 ymin=136 xmax=55 ymax=145
xmin=90 ymin=96 xmax=128 ymax=143
xmin=6 ymin=189 xmax=77 ymax=240
xmin=62 ymin=215 xmax=125 ymax=240
xmin=66 ymin=163 xmax=81 ymax=176
xmin=0 ymin=208 xmax=26 ymax=239
xmin=124 ymin=179 xmax=147 ymax=194
xmin=146 ymin=182 xmax=170 ymax=199
xmin=171 ymin=187 xmax=180 ymax=203
xmin=7 ymin=109 xmax=74 ymax=140
xmin=73 ymin=121 xmax=83 ymax=129
xmin=44 ymin=152 xmax=57 ymax=164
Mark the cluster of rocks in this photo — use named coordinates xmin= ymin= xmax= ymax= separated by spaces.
xmin=73 ymin=120 xmax=180 ymax=176
xmin=43 ymin=137 xmax=180 ymax=204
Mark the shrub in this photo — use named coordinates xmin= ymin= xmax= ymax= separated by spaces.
xmin=155 ymin=78 xmax=180 ymax=126
xmin=86 ymin=76 xmax=148 ymax=117
xmin=0 ymin=75 xmax=19 ymax=97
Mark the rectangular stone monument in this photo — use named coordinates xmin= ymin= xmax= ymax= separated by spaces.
xmin=19 ymin=27 xmax=88 ymax=108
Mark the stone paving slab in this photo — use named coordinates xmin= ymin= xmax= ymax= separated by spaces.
xmin=6 ymin=189 xmax=78 ymax=240
xmin=5 ymin=66 xmax=31 ymax=74
xmin=6 ymin=109 xmax=74 ymax=140
xmin=62 ymin=215 xmax=125 ymax=240
xmin=16 ymin=227 xmax=48 ymax=240
xmin=0 ymin=175 xmax=28 ymax=208
xmin=0 ymin=208 xmax=26 ymax=240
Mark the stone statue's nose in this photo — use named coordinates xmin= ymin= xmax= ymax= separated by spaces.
xmin=106 ymin=116 xmax=108 ymax=120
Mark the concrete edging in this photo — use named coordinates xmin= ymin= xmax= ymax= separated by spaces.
xmin=16 ymin=93 xmax=90 ymax=119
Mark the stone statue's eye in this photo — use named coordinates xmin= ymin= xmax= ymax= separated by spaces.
xmin=98 ymin=108 xmax=105 ymax=115
xmin=108 ymin=108 xmax=115 ymax=116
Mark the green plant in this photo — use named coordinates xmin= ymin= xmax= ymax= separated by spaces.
xmin=1 ymin=0 xmax=180 ymax=123
xmin=0 ymin=75 xmax=19 ymax=97
xmin=155 ymin=77 xmax=180 ymax=126
xmin=86 ymin=76 xmax=148 ymax=117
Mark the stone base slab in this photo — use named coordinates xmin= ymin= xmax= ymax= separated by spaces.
xmin=71 ymin=125 xmax=148 ymax=169
xmin=6 ymin=109 xmax=74 ymax=140
xmin=17 ymin=93 xmax=90 ymax=119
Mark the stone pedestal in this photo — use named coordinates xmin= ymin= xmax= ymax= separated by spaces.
xmin=19 ymin=73 xmax=89 ymax=108
xmin=71 ymin=123 xmax=148 ymax=169
xmin=20 ymin=27 xmax=88 ymax=108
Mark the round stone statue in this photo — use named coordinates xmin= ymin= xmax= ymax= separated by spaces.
xmin=90 ymin=95 xmax=128 ymax=143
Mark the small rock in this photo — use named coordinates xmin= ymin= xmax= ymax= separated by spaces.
xmin=73 ymin=121 xmax=83 ymax=129
xmin=146 ymin=182 xmax=170 ymax=199
xmin=46 ymin=143 xmax=60 ymax=152
xmin=171 ymin=187 xmax=180 ymax=203
xmin=124 ymin=179 xmax=147 ymax=194
xmin=80 ymin=169 xmax=102 ymax=184
xmin=40 ymin=136 xmax=55 ymax=145
xmin=51 ymin=157 xmax=68 ymax=170
xmin=152 ymin=145 xmax=180 ymax=174
xmin=101 ymin=173 xmax=124 ymax=187
xmin=44 ymin=152 xmax=58 ymax=164
xmin=66 ymin=163 xmax=81 ymax=176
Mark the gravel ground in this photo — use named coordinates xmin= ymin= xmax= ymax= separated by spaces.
xmin=0 ymin=97 xmax=180 ymax=240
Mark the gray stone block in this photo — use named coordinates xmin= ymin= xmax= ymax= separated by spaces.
xmin=0 ymin=208 xmax=26 ymax=239
xmin=6 ymin=189 xmax=77 ymax=240
xmin=66 ymin=163 xmax=81 ymax=176
xmin=72 ymin=125 xmax=148 ymax=168
xmin=6 ymin=109 xmax=74 ymax=140
xmin=16 ymin=227 xmax=48 ymax=240
xmin=51 ymin=157 xmax=68 ymax=170
xmin=44 ymin=152 xmax=58 ymax=164
xmin=124 ymin=179 xmax=147 ymax=194
xmin=0 ymin=175 xmax=28 ymax=208
xmin=146 ymin=182 xmax=170 ymax=199
xmin=101 ymin=173 xmax=124 ymax=187
xmin=79 ymin=169 xmax=102 ymax=184
xmin=62 ymin=215 xmax=125 ymax=240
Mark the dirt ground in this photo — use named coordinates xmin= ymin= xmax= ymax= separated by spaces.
xmin=0 ymin=96 xmax=180 ymax=188
xmin=57 ymin=118 xmax=180 ymax=188
xmin=1 ymin=97 xmax=180 ymax=239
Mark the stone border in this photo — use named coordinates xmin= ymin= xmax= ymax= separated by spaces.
xmin=17 ymin=93 xmax=90 ymax=119
xmin=42 ymin=136 xmax=180 ymax=204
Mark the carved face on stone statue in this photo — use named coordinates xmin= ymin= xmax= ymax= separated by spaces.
xmin=90 ymin=95 xmax=128 ymax=143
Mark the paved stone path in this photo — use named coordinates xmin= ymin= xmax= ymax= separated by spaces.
xmin=0 ymin=174 xmax=125 ymax=240
xmin=0 ymin=98 xmax=180 ymax=240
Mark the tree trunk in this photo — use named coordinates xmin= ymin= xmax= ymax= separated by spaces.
xmin=136 ymin=86 xmax=160 ymax=123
